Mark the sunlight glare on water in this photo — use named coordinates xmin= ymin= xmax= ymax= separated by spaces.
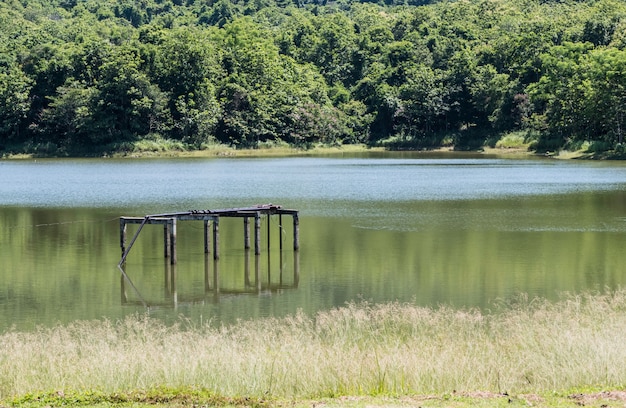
xmin=1 ymin=157 xmax=625 ymax=210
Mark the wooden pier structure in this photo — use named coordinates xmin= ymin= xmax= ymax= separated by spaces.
xmin=118 ymin=204 xmax=299 ymax=266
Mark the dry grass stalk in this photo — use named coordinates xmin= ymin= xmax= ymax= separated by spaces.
xmin=1 ymin=290 xmax=626 ymax=399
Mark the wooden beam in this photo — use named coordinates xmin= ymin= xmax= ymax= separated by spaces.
xmin=204 ymin=219 xmax=211 ymax=254
xmin=255 ymin=212 xmax=261 ymax=255
xmin=212 ymin=216 xmax=220 ymax=260
xmin=170 ymin=218 xmax=177 ymax=264
xmin=164 ymin=222 xmax=171 ymax=258
xmin=120 ymin=218 xmax=127 ymax=257
xmin=293 ymin=213 xmax=300 ymax=251
xmin=244 ymin=217 xmax=250 ymax=250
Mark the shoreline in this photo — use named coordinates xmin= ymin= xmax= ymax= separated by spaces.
xmin=1 ymin=142 xmax=618 ymax=160
xmin=0 ymin=144 xmax=566 ymax=159
xmin=108 ymin=146 xmax=613 ymax=161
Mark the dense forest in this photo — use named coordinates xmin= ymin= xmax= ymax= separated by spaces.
xmin=1 ymin=0 xmax=625 ymax=155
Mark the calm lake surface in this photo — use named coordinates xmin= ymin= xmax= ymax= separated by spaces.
xmin=1 ymin=152 xmax=626 ymax=331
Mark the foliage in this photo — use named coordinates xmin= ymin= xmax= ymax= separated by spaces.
xmin=2 ymin=0 xmax=626 ymax=155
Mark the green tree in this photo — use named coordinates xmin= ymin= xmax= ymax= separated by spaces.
xmin=395 ymin=64 xmax=452 ymax=141
xmin=216 ymin=17 xmax=339 ymax=147
xmin=0 ymin=65 xmax=32 ymax=143
xmin=199 ymin=0 xmax=239 ymax=27
xmin=302 ymin=13 xmax=360 ymax=86
xmin=468 ymin=64 xmax=519 ymax=131
xmin=39 ymin=80 xmax=97 ymax=148
xmin=148 ymin=27 xmax=223 ymax=144
xmin=89 ymin=45 xmax=167 ymax=144
xmin=527 ymin=43 xmax=591 ymax=146
xmin=40 ymin=42 xmax=167 ymax=150
xmin=584 ymin=48 xmax=626 ymax=145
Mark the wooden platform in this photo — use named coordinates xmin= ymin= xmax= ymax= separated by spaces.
xmin=119 ymin=204 xmax=299 ymax=266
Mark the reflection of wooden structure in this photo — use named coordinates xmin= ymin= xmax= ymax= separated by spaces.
xmin=119 ymin=204 xmax=299 ymax=265
xmin=117 ymin=204 xmax=300 ymax=308
xmin=120 ymin=250 xmax=300 ymax=308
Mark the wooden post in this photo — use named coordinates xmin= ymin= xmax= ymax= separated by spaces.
xmin=120 ymin=219 xmax=127 ymax=257
xmin=279 ymin=214 xmax=283 ymax=252
xmin=293 ymin=213 xmax=300 ymax=251
xmin=267 ymin=214 xmax=271 ymax=254
xmin=254 ymin=212 xmax=261 ymax=255
xmin=204 ymin=219 xmax=211 ymax=254
xmin=244 ymin=217 xmax=250 ymax=250
xmin=170 ymin=218 xmax=177 ymax=264
xmin=164 ymin=222 xmax=171 ymax=258
xmin=212 ymin=216 xmax=220 ymax=260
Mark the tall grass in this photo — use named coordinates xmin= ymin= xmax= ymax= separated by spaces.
xmin=2 ymin=290 xmax=626 ymax=400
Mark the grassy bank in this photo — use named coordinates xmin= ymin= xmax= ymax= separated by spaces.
xmin=2 ymin=138 xmax=619 ymax=160
xmin=2 ymin=290 xmax=626 ymax=406
xmin=1 ymin=142 xmax=535 ymax=160
xmin=5 ymin=128 xmax=626 ymax=160
xmin=0 ymin=140 xmax=385 ymax=159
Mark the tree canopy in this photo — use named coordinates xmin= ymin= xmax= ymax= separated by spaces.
xmin=1 ymin=0 xmax=626 ymax=155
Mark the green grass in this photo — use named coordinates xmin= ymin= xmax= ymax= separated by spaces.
xmin=2 ymin=290 xmax=626 ymax=407
xmin=494 ymin=131 xmax=530 ymax=149
xmin=9 ymin=390 xmax=626 ymax=407
xmin=7 ymin=390 xmax=626 ymax=407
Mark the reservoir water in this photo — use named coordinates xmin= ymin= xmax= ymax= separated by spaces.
xmin=1 ymin=153 xmax=626 ymax=331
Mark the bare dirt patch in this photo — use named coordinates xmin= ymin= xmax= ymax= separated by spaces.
xmin=569 ymin=391 xmax=626 ymax=406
